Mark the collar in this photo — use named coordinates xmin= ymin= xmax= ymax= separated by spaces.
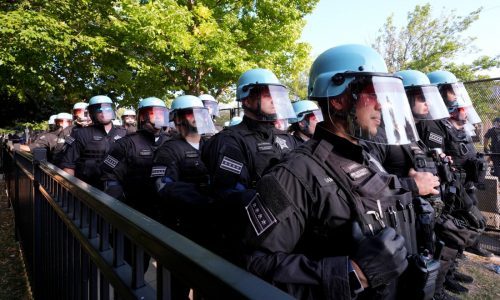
xmin=242 ymin=116 xmax=277 ymax=135
xmin=312 ymin=122 xmax=365 ymax=164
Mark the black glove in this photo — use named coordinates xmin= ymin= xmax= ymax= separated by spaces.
xmin=351 ymin=222 xmax=408 ymax=288
xmin=104 ymin=184 xmax=124 ymax=201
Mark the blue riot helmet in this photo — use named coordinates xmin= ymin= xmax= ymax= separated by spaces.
xmin=137 ymin=97 xmax=169 ymax=132
xmin=236 ymin=68 xmax=295 ymax=121
xmin=308 ymin=44 xmax=419 ymax=145
xmin=427 ymin=70 xmax=481 ymax=124
xmin=395 ymin=70 xmax=449 ymax=121
xmin=121 ymin=108 xmax=137 ymax=126
xmin=170 ymin=95 xmax=217 ymax=135
xmin=289 ymin=100 xmax=323 ymax=138
xmin=199 ymin=94 xmax=219 ymax=118
xmin=229 ymin=116 xmax=243 ymax=126
xmin=48 ymin=114 xmax=57 ymax=131
xmin=289 ymin=100 xmax=323 ymax=123
xmin=88 ymin=95 xmax=115 ymax=125
xmin=55 ymin=112 xmax=73 ymax=129
xmin=72 ymin=102 xmax=90 ymax=126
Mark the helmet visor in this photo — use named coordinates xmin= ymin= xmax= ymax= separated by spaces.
xmin=274 ymin=119 xmax=289 ymax=131
xmin=329 ymin=76 xmax=419 ymax=145
xmin=202 ymin=100 xmax=220 ymax=117
xmin=89 ymin=103 xmax=115 ymax=124
xmin=192 ymin=108 xmax=217 ymax=135
xmin=407 ymin=85 xmax=450 ymax=120
xmin=441 ymin=82 xmax=472 ymax=108
xmin=139 ymin=106 xmax=169 ymax=129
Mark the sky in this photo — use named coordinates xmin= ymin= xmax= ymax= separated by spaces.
xmin=300 ymin=0 xmax=500 ymax=76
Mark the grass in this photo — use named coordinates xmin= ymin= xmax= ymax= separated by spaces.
xmin=458 ymin=252 xmax=500 ymax=300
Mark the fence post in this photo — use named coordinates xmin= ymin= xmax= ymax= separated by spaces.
xmin=32 ymin=148 xmax=46 ymax=299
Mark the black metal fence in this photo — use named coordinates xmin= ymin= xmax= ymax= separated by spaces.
xmin=1 ymin=145 xmax=293 ymax=300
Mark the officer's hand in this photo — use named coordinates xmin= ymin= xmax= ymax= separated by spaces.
xmin=105 ymin=185 xmax=124 ymax=200
xmin=351 ymin=222 xmax=408 ymax=288
xmin=408 ymin=168 xmax=440 ymax=196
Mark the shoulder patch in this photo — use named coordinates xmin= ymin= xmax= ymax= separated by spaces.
xmin=245 ymin=194 xmax=278 ymax=236
xmin=103 ymin=155 xmax=119 ymax=169
xmin=151 ymin=166 xmax=167 ymax=177
xmin=428 ymin=132 xmax=443 ymax=145
xmin=274 ymin=136 xmax=289 ymax=150
xmin=219 ymin=156 xmax=243 ymax=174
xmin=65 ymin=136 xmax=75 ymax=145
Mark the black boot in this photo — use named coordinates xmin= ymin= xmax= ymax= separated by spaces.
xmin=453 ymin=271 xmax=473 ymax=283
xmin=444 ymin=277 xmax=469 ymax=294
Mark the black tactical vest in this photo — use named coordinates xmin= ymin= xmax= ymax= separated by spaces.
xmin=295 ymin=139 xmax=419 ymax=256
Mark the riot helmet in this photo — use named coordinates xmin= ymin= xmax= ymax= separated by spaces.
xmin=88 ymin=95 xmax=115 ymax=125
xmin=55 ymin=113 xmax=73 ymax=129
xmin=48 ymin=114 xmax=57 ymax=131
xmin=308 ymin=44 xmax=419 ymax=145
xmin=72 ymin=102 xmax=91 ymax=126
xmin=395 ymin=70 xmax=449 ymax=121
xmin=170 ymin=95 xmax=217 ymax=135
xmin=199 ymin=94 xmax=219 ymax=118
xmin=289 ymin=100 xmax=323 ymax=137
xmin=427 ymin=70 xmax=481 ymax=125
xmin=121 ymin=108 xmax=137 ymax=126
xmin=236 ymin=68 xmax=295 ymax=121
xmin=138 ymin=97 xmax=169 ymax=133
xmin=228 ymin=116 xmax=243 ymax=126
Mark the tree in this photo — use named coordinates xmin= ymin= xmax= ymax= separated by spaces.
xmin=372 ymin=3 xmax=500 ymax=79
xmin=0 ymin=0 xmax=319 ymax=126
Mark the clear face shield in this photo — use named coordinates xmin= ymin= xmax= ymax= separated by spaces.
xmin=89 ymin=103 xmax=115 ymax=125
xmin=407 ymin=85 xmax=450 ymax=120
xmin=329 ymin=75 xmax=420 ymax=145
xmin=73 ymin=108 xmax=90 ymax=124
xmin=122 ymin=115 xmax=137 ymax=126
xmin=202 ymin=100 xmax=219 ymax=117
xmin=244 ymin=85 xmax=296 ymax=121
xmin=274 ymin=119 xmax=289 ymax=131
xmin=174 ymin=108 xmax=217 ymax=135
xmin=441 ymin=82 xmax=472 ymax=108
xmin=56 ymin=119 xmax=72 ymax=129
xmin=139 ymin=106 xmax=169 ymax=130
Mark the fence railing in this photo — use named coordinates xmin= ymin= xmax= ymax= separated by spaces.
xmin=1 ymin=144 xmax=293 ymax=300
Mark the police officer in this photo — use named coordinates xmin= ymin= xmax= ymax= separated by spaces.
xmin=151 ymin=95 xmax=216 ymax=241
xmin=390 ymin=70 xmax=464 ymax=300
xmin=66 ymin=102 xmax=91 ymax=135
xmin=288 ymin=99 xmax=323 ymax=143
xmin=101 ymin=97 xmax=169 ymax=218
xmin=484 ymin=117 xmax=500 ymax=178
xmin=201 ymin=68 xmax=298 ymax=261
xmin=121 ymin=108 xmax=137 ymax=134
xmin=243 ymin=44 xmax=417 ymax=299
xmin=61 ymin=95 xmax=127 ymax=189
xmin=424 ymin=71 xmax=491 ymax=294
xmin=21 ymin=113 xmax=72 ymax=166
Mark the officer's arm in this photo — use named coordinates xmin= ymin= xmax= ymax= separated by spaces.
xmin=151 ymin=144 xmax=180 ymax=196
xmin=101 ymin=140 xmax=128 ymax=199
xmin=483 ymin=131 xmax=491 ymax=152
xmin=244 ymin=170 xmax=351 ymax=299
xmin=60 ymin=130 xmax=82 ymax=175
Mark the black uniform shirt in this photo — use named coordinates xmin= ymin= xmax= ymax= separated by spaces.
xmin=243 ymin=123 xmax=375 ymax=300
xmin=201 ymin=116 xmax=298 ymax=198
xmin=60 ymin=124 xmax=127 ymax=188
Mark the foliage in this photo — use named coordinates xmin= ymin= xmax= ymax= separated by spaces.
xmin=372 ymin=3 xmax=500 ymax=79
xmin=0 ymin=0 xmax=319 ymax=126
